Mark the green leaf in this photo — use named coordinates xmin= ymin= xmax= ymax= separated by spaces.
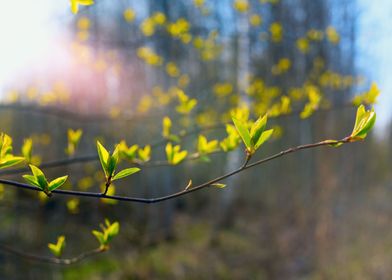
xmin=250 ymin=115 xmax=267 ymax=146
xmin=324 ymin=140 xmax=343 ymax=148
xmin=211 ymin=183 xmax=226 ymax=188
xmin=48 ymin=236 xmax=66 ymax=257
xmin=254 ymin=129 xmax=274 ymax=150
xmin=106 ymin=146 xmax=119 ymax=177
xmin=22 ymin=174 xmax=41 ymax=189
xmin=106 ymin=222 xmax=120 ymax=242
xmin=350 ymin=105 xmax=376 ymax=140
xmin=92 ymin=230 xmax=106 ymax=246
xmin=29 ymin=165 xmax=48 ymax=189
xmin=197 ymin=135 xmax=218 ymax=154
xmin=21 ymin=138 xmax=33 ymax=162
xmin=97 ymin=141 xmax=110 ymax=176
xmin=0 ymin=133 xmax=13 ymax=158
xmin=138 ymin=145 xmax=151 ymax=162
xmin=112 ymin=168 xmax=140 ymax=181
xmin=0 ymin=156 xmax=25 ymax=169
xmin=30 ymin=164 xmax=44 ymax=178
xmin=352 ymin=105 xmax=366 ymax=135
xmin=232 ymin=117 xmax=252 ymax=150
xmin=162 ymin=116 xmax=172 ymax=138
xmin=68 ymin=129 xmax=82 ymax=145
xmin=48 ymin=175 xmax=68 ymax=191
xmin=172 ymin=150 xmax=187 ymax=165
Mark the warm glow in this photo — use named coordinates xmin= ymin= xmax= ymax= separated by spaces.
xmin=0 ymin=0 xmax=68 ymax=94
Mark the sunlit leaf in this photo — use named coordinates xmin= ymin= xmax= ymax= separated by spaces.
xmin=48 ymin=176 xmax=68 ymax=191
xmin=112 ymin=168 xmax=140 ymax=181
xmin=232 ymin=117 xmax=251 ymax=150
xmin=350 ymin=105 xmax=376 ymax=140
xmin=97 ymin=141 xmax=109 ymax=176
xmin=22 ymin=174 xmax=41 ymax=189
xmin=254 ymin=129 xmax=274 ymax=150
xmin=250 ymin=115 xmax=267 ymax=146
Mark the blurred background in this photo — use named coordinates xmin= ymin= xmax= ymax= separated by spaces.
xmin=0 ymin=0 xmax=390 ymax=279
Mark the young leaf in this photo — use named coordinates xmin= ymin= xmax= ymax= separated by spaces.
xmin=106 ymin=222 xmax=120 ymax=243
xmin=21 ymin=138 xmax=33 ymax=163
xmin=0 ymin=133 xmax=25 ymax=169
xmin=68 ymin=129 xmax=83 ymax=145
xmin=22 ymin=174 xmax=41 ymax=188
xmin=254 ymin=129 xmax=274 ymax=150
xmin=92 ymin=230 xmax=105 ymax=246
xmin=29 ymin=165 xmax=48 ymax=189
xmin=173 ymin=150 xmax=188 ymax=165
xmin=0 ymin=133 xmax=13 ymax=158
xmin=106 ymin=146 xmax=119 ymax=177
xmin=166 ymin=143 xmax=187 ymax=165
xmin=197 ymin=135 xmax=218 ymax=155
xmin=66 ymin=129 xmax=82 ymax=155
xmin=185 ymin=179 xmax=193 ymax=190
xmin=324 ymin=140 xmax=344 ymax=148
xmin=70 ymin=0 xmax=94 ymax=14
xmin=162 ymin=116 xmax=172 ymax=138
xmin=112 ymin=167 xmax=140 ymax=181
xmin=211 ymin=183 xmax=226 ymax=188
xmin=97 ymin=141 xmax=110 ymax=176
xmin=48 ymin=176 xmax=68 ymax=191
xmin=350 ymin=105 xmax=376 ymax=140
xmin=0 ymin=156 xmax=25 ymax=169
xmin=232 ymin=117 xmax=251 ymax=150
xmin=48 ymin=236 xmax=66 ymax=257
xmin=118 ymin=141 xmax=139 ymax=161
xmin=250 ymin=115 xmax=267 ymax=145
xmin=138 ymin=145 xmax=151 ymax=162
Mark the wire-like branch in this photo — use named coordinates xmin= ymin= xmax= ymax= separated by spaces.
xmin=0 ymin=103 xmax=161 ymax=123
xmin=0 ymin=150 xmax=222 ymax=176
xmin=0 ymin=244 xmax=105 ymax=265
xmin=0 ymin=137 xmax=350 ymax=204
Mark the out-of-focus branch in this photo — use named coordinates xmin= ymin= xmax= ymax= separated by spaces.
xmin=0 ymin=243 xmax=105 ymax=265
xmin=0 ymin=102 xmax=353 ymax=176
xmin=0 ymin=103 xmax=162 ymax=123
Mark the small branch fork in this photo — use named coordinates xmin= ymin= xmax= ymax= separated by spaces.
xmin=0 ymin=137 xmax=350 ymax=204
xmin=0 ymin=244 xmax=105 ymax=265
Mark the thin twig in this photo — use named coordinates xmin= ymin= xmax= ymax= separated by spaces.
xmin=0 ymin=137 xmax=350 ymax=204
xmin=0 ymin=244 xmax=105 ymax=265
xmin=0 ymin=151 xmax=222 ymax=176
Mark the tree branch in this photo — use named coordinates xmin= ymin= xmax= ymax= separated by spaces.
xmin=0 ymin=243 xmax=105 ymax=265
xmin=0 ymin=137 xmax=350 ymax=204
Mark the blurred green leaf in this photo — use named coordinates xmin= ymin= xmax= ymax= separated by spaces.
xmin=211 ymin=183 xmax=226 ymax=188
xmin=48 ymin=236 xmax=66 ymax=257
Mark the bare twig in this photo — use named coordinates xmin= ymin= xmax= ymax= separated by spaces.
xmin=0 ymin=244 xmax=105 ymax=265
